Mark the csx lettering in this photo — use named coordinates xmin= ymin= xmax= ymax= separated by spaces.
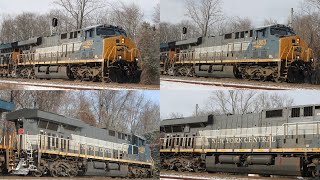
xmin=253 ymin=40 xmax=267 ymax=48
xmin=82 ymin=40 xmax=93 ymax=48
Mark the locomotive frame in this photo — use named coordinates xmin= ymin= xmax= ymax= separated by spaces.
xmin=0 ymin=24 xmax=142 ymax=83
xmin=160 ymin=24 xmax=316 ymax=84
xmin=160 ymin=104 xmax=320 ymax=177
xmin=0 ymin=109 xmax=153 ymax=178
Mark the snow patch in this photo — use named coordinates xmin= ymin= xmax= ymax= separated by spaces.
xmin=0 ymin=79 xmax=146 ymax=90
xmin=161 ymin=78 xmax=305 ymax=90
xmin=161 ymin=80 xmax=234 ymax=90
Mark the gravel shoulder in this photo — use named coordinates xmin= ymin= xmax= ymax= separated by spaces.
xmin=0 ymin=78 xmax=159 ymax=90
xmin=161 ymin=75 xmax=320 ymax=90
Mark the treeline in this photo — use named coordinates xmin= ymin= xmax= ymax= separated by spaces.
xmin=0 ymin=91 xmax=160 ymax=136
xmin=160 ymin=0 xmax=320 ymax=58
xmin=0 ymin=0 xmax=160 ymax=84
xmin=168 ymin=90 xmax=294 ymax=119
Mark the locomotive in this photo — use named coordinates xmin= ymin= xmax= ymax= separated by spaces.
xmin=0 ymin=22 xmax=141 ymax=83
xmin=160 ymin=24 xmax=316 ymax=83
xmin=0 ymin=109 xmax=153 ymax=177
xmin=160 ymin=104 xmax=320 ymax=177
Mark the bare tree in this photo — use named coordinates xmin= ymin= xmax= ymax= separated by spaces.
xmin=306 ymin=0 xmax=320 ymax=10
xmin=109 ymin=2 xmax=143 ymax=41
xmin=153 ymin=3 xmax=160 ymax=25
xmin=54 ymin=0 xmax=105 ymax=29
xmin=206 ymin=90 xmax=294 ymax=115
xmin=185 ymin=0 xmax=223 ymax=36
xmin=0 ymin=13 xmax=51 ymax=43
xmin=218 ymin=16 xmax=253 ymax=33
xmin=138 ymin=22 xmax=160 ymax=84
xmin=0 ymin=90 xmax=159 ymax=136
xmin=293 ymin=1 xmax=320 ymax=58
xmin=75 ymin=91 xmax=96 ymax=126
xmin=0 ymin=15 xmax=16 ymax=43
xmin=168 ymin=112 xmax=184 ymax=119
xmin=208 ymin=90 xmax=258 ymax=115
xmin=160 ymin=22 xmax=181 ymax=42
xmin=9 ymin=91 xmax=67 ymax=113
xmin=252 ymin=92 xmax=294 ymax=112
xmin=263 ymin=18 xmax=278 ymax=25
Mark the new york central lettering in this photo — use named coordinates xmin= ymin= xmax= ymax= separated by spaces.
xmin=209 ymin=136 xmax=276 ymax=144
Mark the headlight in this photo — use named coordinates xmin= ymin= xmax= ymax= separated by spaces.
xmin=118 ymin=55 xmax=122 ymax=60
xmin=121 ymin=38 xmax=125 ymax=44
xmin=135 ymin=57 xmax=139 ymax=61
xmin=297 ymin=38 xmax=300 ymax=44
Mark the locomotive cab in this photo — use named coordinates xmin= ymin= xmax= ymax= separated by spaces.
xmin=96 ymin=25 xmax=127 ymax=38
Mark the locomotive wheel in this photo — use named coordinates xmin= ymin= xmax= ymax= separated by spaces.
xmin=50 ymin=169 xmax=59 ymax=177
xmin=309 ymin=166 xmax=318 ymax=178
xmin=67 ymin=169 xmax=78 ymax=178
xmin=33 ymin=170 xmax=43 ymax=177
xmin=132 ymin=70 xmax=141 ymax=83
xmin=109 ymin=66 xmax=125 ymax=83
xmin=186 ymin=67 xmax=194 ymax=77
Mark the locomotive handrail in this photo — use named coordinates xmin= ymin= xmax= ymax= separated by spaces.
xmin=283 ymin=121 xmax=320 ymax=125
xmin=159 ymin=121 xmax=320 ymax=145
xmin=20 ymin=134 xmax=148 ymax=163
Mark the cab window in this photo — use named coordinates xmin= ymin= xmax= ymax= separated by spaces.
xmin=85 ymin=29 xmax=94 ymax=38
xmin=270 ymin=28 xmax=288 ymax=36
xmin=256 ymin=28 xmax=267 ymax=38
xmin=97 ymin=27 xmax=115 ymax=36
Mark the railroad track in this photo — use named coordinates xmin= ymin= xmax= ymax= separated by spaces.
xmin=160 ymin=175 xmax=210 ymax=180
xmin=0 ymin=78 xmax=159 ymax=90
xmin=161 ymin=76 xmax=320 ymax=90
xmin=160 ymin=175 xmax=209 ymax=180
xmin=160 ymin=172 xmax=299 ymax=180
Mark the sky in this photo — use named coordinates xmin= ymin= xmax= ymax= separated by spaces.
xmin=140 ymin=90 xmax=160 ymax=104
xmin=0 ymin=0 xmax=159 ymax=22
xmin=161 ymin=0 xmax=304 ymax=26
xmin=161 ymin=90 xmax=320 ymax=119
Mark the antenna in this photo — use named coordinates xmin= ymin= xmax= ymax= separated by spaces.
xmin=196 ymin=104 xmax=199 ymax=116
xmin=289 ymin=8 xmax=294 ymax=27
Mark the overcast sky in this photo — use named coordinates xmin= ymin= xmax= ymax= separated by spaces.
xmin=141 ymin=90 xmax=160 ymax=104
xmin=161 ymin=0 xmax=304 ymax=26
xmin=0 ymin=0 xmax=158 ymax=22
xmin=161 ymin=90 xmax=320 ymax=119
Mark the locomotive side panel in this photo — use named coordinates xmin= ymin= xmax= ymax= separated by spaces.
xmin=2 ymin=109 xmax=153 ymax=178
xmin=161 ymin=24 xmax=315 ymax=83
xmin=0 ymin=24 xmax=142 ymax=83
xmin=161 ymin=104 xmax=320 ymax=177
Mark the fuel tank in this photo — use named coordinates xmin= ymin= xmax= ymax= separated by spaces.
xmin=195 ymin=65 xmax=236 ymax=78
xmin=34 ymin=66 xmax=70 ymax=79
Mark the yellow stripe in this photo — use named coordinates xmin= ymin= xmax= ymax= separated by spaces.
xmin=18 ymin=59 xmax=104 ymax=65
xmin=40 ymin=150 xmax=152 ymax=166
xmin=253 ymin=149 xmax=270 ymax=152
xmin=0 ymin=145 xmax=11 ymax=149
xmin=234 ymin=149 xmax=252 ymax=152
xmin=172 ymin=58 xmax=281 ymax=64
xmin=161 ymin=148 xmax=320 ymax=153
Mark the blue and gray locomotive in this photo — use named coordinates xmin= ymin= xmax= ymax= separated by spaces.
xmin=161 ymin=104 xmax=320 ymax=177
xmin=0 ymin=22 xmax=141 ymax=83
xmin=160 ymin=24 xmax=316 ymax=83
xmin=0 ymin=109 xmax=153 ymax=177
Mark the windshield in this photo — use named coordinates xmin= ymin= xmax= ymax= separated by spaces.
xmin=270 ymin=28 xmax=292 ymax=36
xmin=96 ymin=27 xmax=127 ymax=37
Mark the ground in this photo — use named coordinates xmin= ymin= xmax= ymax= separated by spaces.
xmin=0 ymin=78 xmax=159 ymax=90
xmin=161 ymin=76 xmax=320 ymax=90
xmin=0 ymin=176 xmax=156 ymax=180
xmin=161 ymin=171 xmax=300 ymax=180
